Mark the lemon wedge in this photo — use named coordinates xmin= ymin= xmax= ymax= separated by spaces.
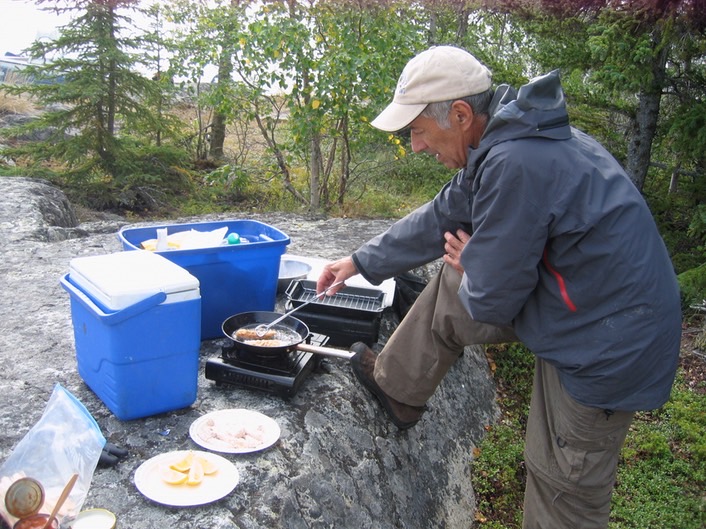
xmin=169 ymin=451 xmax=194 ymax=473
xmin=186 ymin=458 xmax=204 ymax=486
xmin=161 ymin=468 xmax=188 ymax=485
xmin=198 ymin=456 xmax=219 ymax=475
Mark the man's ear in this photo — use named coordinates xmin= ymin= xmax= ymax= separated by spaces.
xmin=451 ymin=100 xmax=474 ymax=127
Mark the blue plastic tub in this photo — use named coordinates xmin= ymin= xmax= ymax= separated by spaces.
xmin=60 ymin=251 xmax=201 ymax=420
xmin=118 ymin=219 xmax=290 ymax=339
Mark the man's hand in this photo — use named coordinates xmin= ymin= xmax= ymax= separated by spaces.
xmin=317 ymin=256 xmax=358 ymax=295
xmin=443 ymin=229 xmax=471 ymax=275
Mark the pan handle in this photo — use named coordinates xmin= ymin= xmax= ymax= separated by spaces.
xmin=296 ymin=343 xmax=355 ymax=360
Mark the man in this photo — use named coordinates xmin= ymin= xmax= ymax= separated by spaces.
xmin=316 ymin=46 xmax=682 ymax=528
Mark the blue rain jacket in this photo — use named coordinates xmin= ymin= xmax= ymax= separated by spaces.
xmin=352 ymin=70 xmax=681 ymax=411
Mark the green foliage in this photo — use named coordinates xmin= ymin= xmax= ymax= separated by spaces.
xmin=205 ymin=164 xmax=250 ymax=193
xmin=586 ymin=12 xmax=657 ymax=93
xmin=611 ymin=375 xmax=706 ymax=529
xmin=645 ymin=189 xmax=704 ymax=274
xmin=611 ymin=457 xmax=705 ymax=529
xmin=668 ymin=100 xmax=706 ymax=161
xmin=385 ymin=143 xmax=454 ymax=198
xmin=678 ymin=264 xmax=706 ymax=311
xmin=664 ymin=377 xmax=706 ymax=467
xmin=472 ymin=343 xmax=533 ymax=529
xmin=0 ymin=0 xmax=184 ymax=211
xmin=62 ymin=140 xmax=195 ymax=212
xmin=472 ymin=422 xmax=525 ymax=529
xmin=472 ymin=342 xmax=706 ymax=529
xmin=487 ymin=343 xmax=535 ymax=413
xmin=164 ymin=0 xmax=431 ymax=212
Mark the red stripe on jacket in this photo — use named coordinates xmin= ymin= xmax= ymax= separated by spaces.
xmin=543 ymin=248 xmax=577 ymax=312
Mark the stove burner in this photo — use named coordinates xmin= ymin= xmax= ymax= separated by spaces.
xmin=204 ymin=333 xmax=328 ymax=397
xmin=221 ymin=344 xmax=304 ymax=369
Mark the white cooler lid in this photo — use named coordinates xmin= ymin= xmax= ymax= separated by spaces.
xmin=69 ymin=250 xmax=200 ymax=310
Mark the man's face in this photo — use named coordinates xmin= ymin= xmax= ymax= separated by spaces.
xmin=408 ymin=113 xmax=469 ymax=169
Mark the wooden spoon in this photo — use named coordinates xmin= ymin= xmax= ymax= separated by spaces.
xmin=42 ymin=473 xmax=78 ymax=529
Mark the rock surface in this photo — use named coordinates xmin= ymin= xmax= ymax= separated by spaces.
xmin=0 ymin=177 xmax=499 ymax=529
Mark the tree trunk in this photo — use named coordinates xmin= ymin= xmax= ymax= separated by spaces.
xmin=102 ymin=4 xmax=118 ymax=175
xmin=625 ymin=30 xmax=669 ymax=191
xmin=209 ymin=52 xmax=233 ymax=160
xmin=310 ymin=133 xmax=322 ymax=211
xmin=209 ymin=112 xmax=227 ymax=160
xmin=626 ymin=89 xmax=661 ymax=191
xmin=669 ymin=163 xmax=680 ymax=193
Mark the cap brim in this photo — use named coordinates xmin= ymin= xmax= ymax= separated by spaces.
xmin=371 ymin=101 xmax=427 ymax=132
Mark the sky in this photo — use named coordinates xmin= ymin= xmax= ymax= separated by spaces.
xmin=0 ymin=1 xmax=73 ymax=57
xmin=0 ymin=1 xmax=220 ymax=80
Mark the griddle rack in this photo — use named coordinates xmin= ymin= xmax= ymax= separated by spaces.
xmin=285 ymin=280 xmax=385 ymax=316
xmin=285 ymin=280 xmax=385 ymax=346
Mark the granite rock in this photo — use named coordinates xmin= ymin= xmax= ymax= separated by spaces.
xmin=0 ymin=176 xmax=499 ymax=529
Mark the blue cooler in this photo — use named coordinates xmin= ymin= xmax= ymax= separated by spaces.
xmin=118 ymin=219 xmax=289 ymax=339
xmin=60 ymin=250 xmax=201 ymax=420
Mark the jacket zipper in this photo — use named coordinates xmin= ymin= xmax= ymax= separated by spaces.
xmin=543 ymin=248 xmax=577 ymax=312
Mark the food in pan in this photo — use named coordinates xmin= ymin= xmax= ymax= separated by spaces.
xmin=240 ymin=338 xmax=288 ymax=347
xmin=234 ymin=328 xmax=276 ymax=340
xmin=231 ymin=323 xmax=302 ymax=347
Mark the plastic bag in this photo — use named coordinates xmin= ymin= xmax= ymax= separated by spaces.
xmin=0 ymin=384 xmax=105 ymax=527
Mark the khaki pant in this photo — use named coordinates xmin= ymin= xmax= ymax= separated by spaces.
xmin=523 ymin=359 xmax=634 ymax=529
xmin=374 ymin=264 xmax=634 ymax=529
xmin=375 ymin=264 xmax=516 ymax=405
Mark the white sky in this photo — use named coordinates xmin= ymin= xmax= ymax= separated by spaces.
xmin=0 ymin=0 xmax=73 ymax=57
xmin=0 ymin=0 xmax=220 ymax=80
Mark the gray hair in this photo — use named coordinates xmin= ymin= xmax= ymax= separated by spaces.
xmin=420 ymin=90 xmax=494 ymax=129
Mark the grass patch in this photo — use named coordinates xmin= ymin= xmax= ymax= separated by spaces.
xmin=471 ymin=342 xmax=706 ymax=528
xmin=0 ymin=91 xmax=38 ymax=115
xmin=472 ymin=344 xmax=532 ymax=529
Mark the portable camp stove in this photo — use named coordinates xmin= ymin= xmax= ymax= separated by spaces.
xmin=205 ymin=333 xmax=328 ymax=397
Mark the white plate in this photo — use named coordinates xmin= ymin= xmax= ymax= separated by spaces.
xmin=189 ymin=409 xmax=281 ymax=454
xmin=70 ymin=508 xmax=116 ymax=529
xmin=134 ymin=450 xmax=239 ymax=507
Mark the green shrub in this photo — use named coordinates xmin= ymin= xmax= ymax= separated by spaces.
xmin=678 ymin=263 xmax=706 ymax=310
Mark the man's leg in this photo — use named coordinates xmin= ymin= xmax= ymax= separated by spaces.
xmin=375 ymin=264 xmax=515 ymax=406
xmin=522 ymin=359 xmax=634 ymax=529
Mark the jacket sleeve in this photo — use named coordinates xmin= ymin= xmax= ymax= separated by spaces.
xmin=352 ymin=169 xmax=474 ymax=284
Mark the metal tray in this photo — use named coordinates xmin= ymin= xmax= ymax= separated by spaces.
xmin=286 ymin=280 xmax=385 ymax=317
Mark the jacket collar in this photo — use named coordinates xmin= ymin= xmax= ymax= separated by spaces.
xmin=465 ymin=69 xmax=572 ymax=177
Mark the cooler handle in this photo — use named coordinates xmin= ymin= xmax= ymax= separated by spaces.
xmin=59 ymin=274 xmax=167 ymax=326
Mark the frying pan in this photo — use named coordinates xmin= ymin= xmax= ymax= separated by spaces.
xmin=222 ymin=311 xmax=354 ymax=360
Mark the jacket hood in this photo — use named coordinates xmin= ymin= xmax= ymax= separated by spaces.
xmin=467 ymin=70 xmax=572 ymax=173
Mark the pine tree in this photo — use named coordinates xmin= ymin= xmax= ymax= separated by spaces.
xmin=1 ymin=0 xmax=186 ymax=209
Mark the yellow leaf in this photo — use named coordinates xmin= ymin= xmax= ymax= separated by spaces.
xmin=312 ymin=100 xmax=321 ymax=110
